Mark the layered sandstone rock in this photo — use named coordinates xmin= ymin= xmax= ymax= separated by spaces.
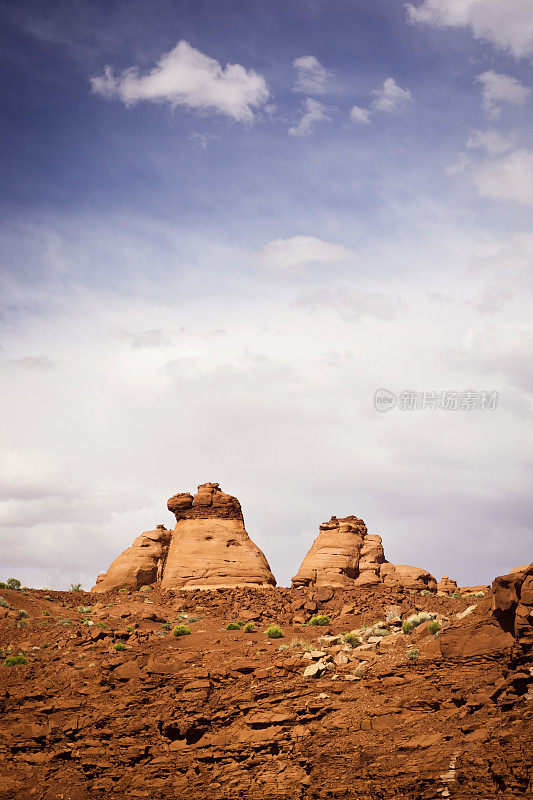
xmin=437 ymin=576 xmax=458 ymax=593
xmin=162 ymin=483 xmax=276 ymax=590
xmin=92 ymin=525 xmax=172 ymax=593
xmin=292 ymin=515 xmax=436 ymax=591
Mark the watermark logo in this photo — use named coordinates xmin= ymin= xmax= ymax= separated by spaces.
xmin=374 ymin=390 xmax=499 ymax=412
xmin=375 ymin=389 xmax=396 ymax=412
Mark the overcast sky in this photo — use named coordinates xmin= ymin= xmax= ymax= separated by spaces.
xmin=0 ymin=0 xmax=532 ymax=590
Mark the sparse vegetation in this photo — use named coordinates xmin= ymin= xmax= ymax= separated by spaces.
xmin=172 ymin=624 xmax=191 ymax=637
xmin=126 ymin=624 xmax=137 ymax=632
xmin=408 ymin=648 xmax=420 ymax=661
xmin=43 ymin=610 xmax=51 ymax=616
xmin=420 ymin=589 xmax=432 ymax=596
xmin=225 ymin=622 xmax=241 ymax=630
xmin=265 ymin=624 xmax=283 ymax=639
xmin=161 ymin=622 xmax=171 ymax=631
xmin=56 ymin=619 xmax=71 ymax=626
xmin=96 ymin=622 xmax=108 ymax=629
xmin=113 ymin=642 xmax=127 ymax=651
xmin=77 ymin=606 xmax=92 ymax=614
xmin=70 ymin=583 xmax=82 ymax=591
xmin=118 ymin=588 xmax=129 ymax=594
xmin=343 ymin=632 xmax=361 ymax=647
xmin=279 ymin=644 xmax=289 ymax=651
xmin=0 ymin=597 xmax=12 ymax=609
xmin=4 ymin=654 xmax=28 ymax=666
xmin=243 ymin=622 xmax=256 ymax=633
xmin=6 ymin=578 xmax=21 ymax=591
xmin=308 ymin=615 xmax=331 ymax=626
xmin=18 ymin=610 xmax=28 ymax=618
xmin=428 ymin=621 xmax=440 ymax=635
xmin=452 ymin=592 xmax=461 ymax=598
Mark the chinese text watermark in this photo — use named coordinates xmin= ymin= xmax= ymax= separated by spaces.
xmin=374 ymin=389 xmax=499 ymax=412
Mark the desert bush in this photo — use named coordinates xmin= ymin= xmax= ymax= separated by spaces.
xmin=308 ymin=615 xmax=331 ymax=626
xmin=243 ymin=622 xmax=256 ymax=633
xmin=372 ymin=627 xmax=388 ymax=637
xmin=0 ymin=582 xmax=5 ymax=589
xmin=225 ymin=622 xmax=241 ymax=630
xmin=43 ymin=610 xmax=51 ymax=616
xmin=408 ymin=648 xmax=419 ymax=661
xmin=385 ymin=605 xmax=402 ymax=623
xmin=452 ymin=592 xmax=461 ymax=598
xmin=402 ymin=621 xmax=414 ymax=634
xmin=4 ymin=654 xmax=28 ymax=666
xmin=279 ymin=644 xmax=289 ymax=651
xmin=96 ymin=622 xmax=108 ymax=629
xmin=265 ymin=624 xmax=283 ymax=639
xmin=6 ymin=578 xmax=21 ymax=591
xmin=140 ymin=586 xmax=150 ymax=592
xmin=343 ymin=632 xmax=361 ymax=647
xmin=0 ymin=597 xmax=12 ymax=609
xmin=403 ymin=612 xmax=433 ymax=633
xmin=172 ymin=624 xmax=191 ymax=637
xmin=118 ymin=588 xmax=129 ymax=594
xmin=56 ymin=619 xmax=71 ymax=626
xmin=476 ymin=591 xmax=485 ymax=597
xmin=70 ymin=583 xmax=82 ymax=591
xmin=18 ymin=610 xmax=28 ymax=618
xmin=420 ymin=589 xmax=432 ymax=596
xmin=188 ymin=615 xmax=199 ymax=623
xmin=77 ymin=606 xmax=91 ymax=614
xmin=126 ymin=624 xmax=137 ymax=632
xmin=161 ymin=622 xmax=171 ymax=631
xmin=428 ymin=621 xmax=440 ymax=635
xmin=113 ymin=642 xmax=127 ymax=651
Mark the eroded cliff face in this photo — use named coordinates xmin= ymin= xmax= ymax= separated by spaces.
xmin=162 ymin=483 xmax=276 ymax=590
xmin=292 ymin=514 xmax=436 ymax=591
xmin=92 ymin=483 xmax=276 ymax=593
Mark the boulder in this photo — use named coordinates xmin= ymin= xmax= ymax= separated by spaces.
xmin=161 ymin=483 xmax=276 ymax=590
xmin=292 ymin=514 xmax=436 ymax=591
xmin=91 ymin=526 xmax=172 ymax=593
xmin=437 ymin=576 xmax=458 ymax=593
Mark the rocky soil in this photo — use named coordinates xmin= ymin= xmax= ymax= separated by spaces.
xmin=0 ymin=567 xmax=531 ymax=799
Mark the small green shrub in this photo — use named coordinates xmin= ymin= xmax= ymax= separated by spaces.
xmin=408 ymin=648 xmax=419 ymax=661
xmin=225 ymin=622 xmax=241 ymax=630
xmin=161 ymin=622 xmax=171 ymax=631
xmin=243 ymin=622 xmax=256 ymax=633
xmin=140 ymin=586 xmax=150 ymax=592
xmin=452 ymin=592 xmax=461 ymax=598
xmin=372 ymin=628 xmax=388 ymax=637
xmin=70 ymin=583 xmax=82 ymax=591
xmin=420 ymin=589 xmax=432 ymax=596
xmin=402 ymin=621 xmax=414 ymax=634
xmin=113 ymin=642 xmax=127 ymax=652
xmin=0 ymin=597 xmax=12 ymax=609
xmin=126 ymin=624 xmax=136 ymax=632
xmin=77 ymin=606 xmax=91 ymax=614
xmin=308 ymin=615 xmax=331 ymax=626
xmin=4 ymin=654 xmax=28 ymax=666
xmin=6 ymin=578 xmax=21 ymax=591
xmin=343 ymin=632 xmax=361 ymax=647
xmin=172 ymin=625 xmax=191 ymax=637
xmin=118 ymin=588 xmax=129 ymax=594
xmin=188 ymin=615 xmax=199 ymax=623
xmin=279 ymin=644 xmax=289 ymax=651
xmin=475 ymin=591 xmax=485 ymax=598
xmin=43 ymin=610 xmax=51 ymax=617
xmin=265 ymin=624 xmax=283 ymax=639
xmin=0 ymin=582 xmax=5 ymax=589
xmin=56 ymin=619 xmax=71 ymax=626
xmin=96 ymin=622 xmax=108 ymax=629
xmin=428 ymin=621 xmax=440 ymax=635
xmin=18 ymin=610 xmax=28 ymax=618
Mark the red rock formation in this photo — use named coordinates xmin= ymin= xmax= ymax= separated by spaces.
xmin=91 ymin=526 xmax=172 ymax=593
xmin=437 ymin=576 xmax=458 ymax=593
xmin=162 ymin=483 xmax=276 ymax=590
xmin=292 ymin=515 xmax=436 ymax=591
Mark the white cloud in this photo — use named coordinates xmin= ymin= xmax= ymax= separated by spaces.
xmin=471 ymin=148 xmax=533 ymax=208
xmin=371 ymin=77 xmax=413 ymax=113
xmin=91 ymin=39 xmax=270 ymax=123
xmin=467 ymin=128 xmax=513 ymax=155
xmin=293 ymin=55 xmax=331 ymax=95
xmin=407 ymin=0 xmax=533 ymax=58
xmin=476 ymin=70 xmax=530 ymax=117
xmin=257 ymin=236 xmax=355 ymax=271
xmin=294 ymin=287 xmax=402 ymax=322
xmin=288 ymin=98 xmax=332 ymax=137
xmin=7 ymin=356 xmax=57 ymax=370
xmin=350 ymin=105 xmax=372 ymax=124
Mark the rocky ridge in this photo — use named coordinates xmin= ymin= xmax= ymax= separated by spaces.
xmin=0 ymin=563 xmax=531 ymax=799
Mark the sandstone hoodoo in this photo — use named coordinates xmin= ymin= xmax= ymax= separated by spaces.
xmin=92 ymin=525 xmax=172 ymax=593
xmin=92 ymin=483 xmax=276 ymax=593
xmin=292 ymin=514 xmax=436 ymax=591
xmin=161 ymin=482 xmax=276 ymax=590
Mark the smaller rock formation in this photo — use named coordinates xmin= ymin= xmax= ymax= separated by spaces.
xmin=162 ymin=483 xmax=276 ymax=590
xmin=92 ymin=526 xmax=171 ymax=594
xmin=437 ymin=576 xmax=458 ymax=593
xmin=292 ymin=515 xmax=436 ymax=591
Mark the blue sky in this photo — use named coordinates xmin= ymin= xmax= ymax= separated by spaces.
xmin=1 ymin=0 xmax=532 ymax=589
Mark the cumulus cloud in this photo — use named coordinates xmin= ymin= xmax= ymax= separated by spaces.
xmin=257 ymin=236 xmax=355 ymax=271
xmin=288 ymin=98 xmax=332 ymax=137
xmin=407 ymin=0 xmax=533 ymax=58
xmin=476 ymin=70 xmax=530 ymax=117
xmin=350 ymin=105 xmax=371 ymax=125
xmin=467 ymin=128 xmax=513 ymax=155
xmin=91 ymin=40 xmax=270 ymax=123
xmin=294 ymin=287 xmax=403 ymax=322
xmin=293 ymin=55 xmax=331 ymax=95
xmin=471 ymin=148 xmax=533 ymax=208
xmin=371 ymin=77 xmax=413 ymax=113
